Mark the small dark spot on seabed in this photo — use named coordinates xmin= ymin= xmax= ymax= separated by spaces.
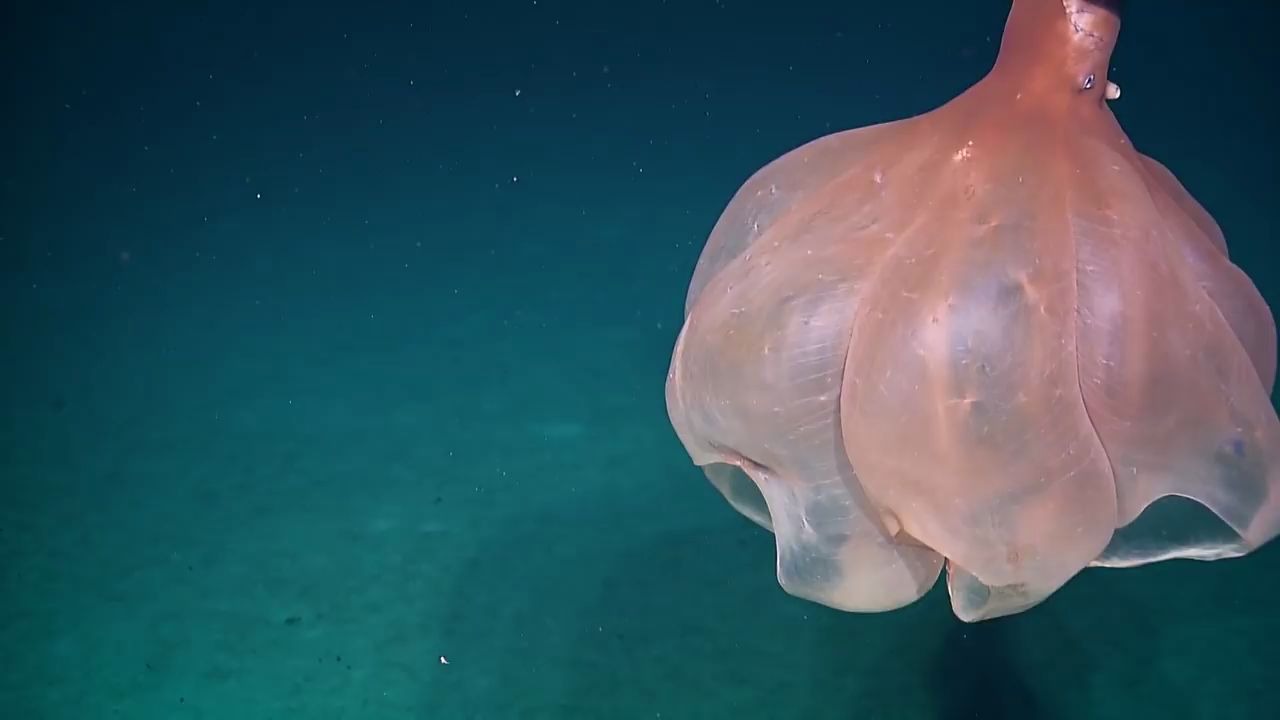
xmin=284 ymin=615 xmax=302 ymax=626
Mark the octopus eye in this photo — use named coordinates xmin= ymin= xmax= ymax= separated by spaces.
xmin=1081 ymin=73 xmax=1096 ymax=91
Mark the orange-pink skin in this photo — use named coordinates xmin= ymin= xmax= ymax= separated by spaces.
xmin=666 ymin=0 xmax=1279 ymax=621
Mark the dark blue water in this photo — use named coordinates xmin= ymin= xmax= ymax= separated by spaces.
xmin=3 ymin=1 xmax=1277 ymax=718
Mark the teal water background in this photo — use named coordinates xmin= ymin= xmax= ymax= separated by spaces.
xmin=3 ymin=2 xmax=1277 ymax=718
